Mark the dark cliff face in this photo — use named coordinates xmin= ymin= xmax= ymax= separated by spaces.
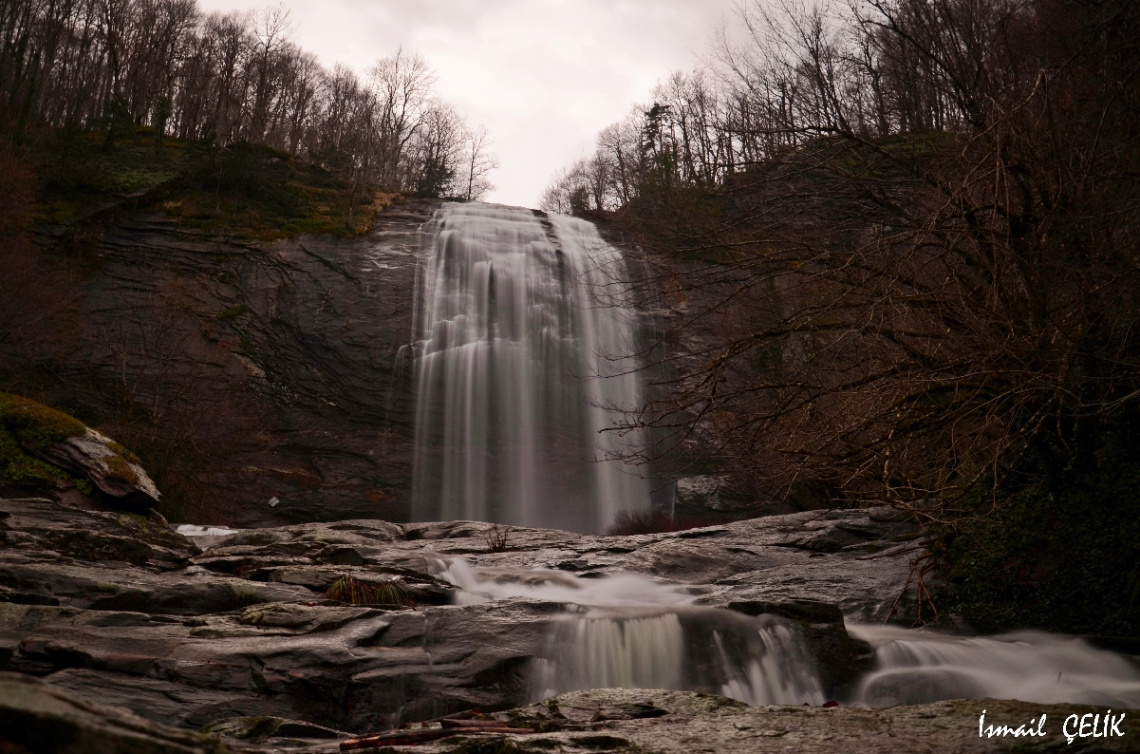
xmin=28 ymin=199 xmax=442 ymax=527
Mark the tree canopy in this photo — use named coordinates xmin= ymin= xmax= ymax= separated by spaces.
xmin=546 ymin=0 xmax=1140 ymax=519
xmin=0 ymin=0 xmax=497 ymax=199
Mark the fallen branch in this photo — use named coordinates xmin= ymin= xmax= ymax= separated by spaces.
xmin=884 ymin=550 xmax=939 ymax=626
xmin=340 ymin=723 xmax=529 ymax=750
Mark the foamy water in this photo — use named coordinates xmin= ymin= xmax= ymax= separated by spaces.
xmin=438 ymin=557 xmax=1140 ymax=709
xmin=433 ymin=557 xmax=693 ymax=607
xmin=174 ymin=524 xmax=241 ymax=549
xmin=437 ymin=557 xmax=824 ymax=705
xmin=850 ymin=624 xmax=1140 ymax=707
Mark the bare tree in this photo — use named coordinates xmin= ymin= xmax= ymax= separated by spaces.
xmin=545 ymin=0 xmax=1140 ymax=517
xmin=0 ymin=0 xmax=497 ymax=197
xmin=368 ymin=47 xmax=435 ymax=189
xmin=460 ymin=124 xmax=497 ymax=201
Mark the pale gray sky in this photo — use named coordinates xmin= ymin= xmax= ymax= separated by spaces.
xmin=195 ymin=0 xmax=739 ymax=208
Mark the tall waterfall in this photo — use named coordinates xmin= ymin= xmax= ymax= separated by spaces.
xmin=410 ymin=203 xmax=648 ymax=533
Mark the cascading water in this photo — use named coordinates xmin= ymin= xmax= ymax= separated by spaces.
xmin=530 ymin=608 xmax=825 ymax=706
xmin=434 ymin=558 xmax=826 ymax=706
xmin=850 ymin=625 xmax=1140 ymax=708
xmin=436 ymin=556 xmax=1140 ymax=709
xmin=410 ymin=203 xmax=648 ymax=533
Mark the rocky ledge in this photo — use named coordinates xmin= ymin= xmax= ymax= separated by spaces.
xmin=1 ymin=496 xmax=1135 ymax=753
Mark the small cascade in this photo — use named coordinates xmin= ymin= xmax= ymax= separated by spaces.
xmin=434 ymin=557 xmax=692 ymax=607
xmin=850 ymin=625 xmax=1140 ymax=708
xmin=410 ymin=203 xmax=648 ymax=534
xmin=531 ymin=608 xmax=825 ymax=706
xmin=436 ymin=558 xmax=1140 ymax=709
xmin=434 ymin=558 xmax=826 ymax=707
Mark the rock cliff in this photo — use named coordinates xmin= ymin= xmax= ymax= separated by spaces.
xmin=26 ymin=201 xmax=442 ymax=526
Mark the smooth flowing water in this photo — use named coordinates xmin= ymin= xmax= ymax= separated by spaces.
xmin=410 ymin=203 xmax=647 ymax=533
xmin=437 ymin=557 xmax=1140 ymax=708
xmin=850 ymin=624 xmax=1140 ymax=708
xmin=435 ymin=558 xmax=826 ymax=706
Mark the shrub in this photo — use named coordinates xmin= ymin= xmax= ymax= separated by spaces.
xmin=482 ymin=524 xmax=511 ymax=552
xmin=939 ymin=427 xmax=1140 ymax=636
xmin=606 ymin=509 xmax=713 ymax=536
xmin=325 ymin=575 xmax=410 ymax=607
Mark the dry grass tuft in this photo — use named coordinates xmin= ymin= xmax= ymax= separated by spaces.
xmin=325 ymin=574 xmax=411 ymax=607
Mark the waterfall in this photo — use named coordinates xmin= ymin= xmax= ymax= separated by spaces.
xmin=531 ymin=608 xmax=825 ymax=706
xmin=410 ymin=203 xmax=648 ymax=533
xmin=434 ymin=558 xmax=826 ymax=707
xmin=437 ymin=557 xmax=1140 ymax=708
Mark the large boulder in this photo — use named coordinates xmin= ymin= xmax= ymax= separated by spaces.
xmin=0 ymin=393 xmax=159 ymax=508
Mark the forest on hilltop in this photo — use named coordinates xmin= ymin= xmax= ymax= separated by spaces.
xmin=0 ymin=0 xmax=497 ymax=200
xmin=547 ymin=0 xmax=1140 ymax=634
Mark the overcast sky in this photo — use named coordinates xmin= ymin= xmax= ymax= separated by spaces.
xmin=195 ymin=0 xmax=740 ymax=208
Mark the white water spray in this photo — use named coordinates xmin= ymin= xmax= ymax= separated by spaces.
xmin=850 ymin=624 xmax=1140 ymax=707
xmin=437 ymin=557 xmax=1140 ymax=708
xmin=410 ymin=203 xmax=647 ymax=533
xmin=531 ymin=608 xmax=826 ymax=706
xmin=435 ymin=557 xmax=825 ymax=706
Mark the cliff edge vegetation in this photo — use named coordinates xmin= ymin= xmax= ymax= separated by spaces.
xmin=544 ymin=0 xmax=1140 ymax=637
xmin=32 ymin=129 xmax=395 ymax=243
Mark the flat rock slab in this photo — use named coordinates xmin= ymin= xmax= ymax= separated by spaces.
xmin=485 ymin=689 xmax=1140 ymax=754
xmin=0 ymin=671 xmax=234 ymax=754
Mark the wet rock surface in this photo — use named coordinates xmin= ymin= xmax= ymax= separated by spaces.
xmin=0 ymin=496 xmax=920 ymax=731
xmin=6 ymin=495 xmax=1127 ymax=753
xmin=0 ymin=670 xmax=232 ymax=754
xmin=3 ymin=676 xmax=1135 ymax=753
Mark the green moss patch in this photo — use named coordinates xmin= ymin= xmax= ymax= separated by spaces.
xmin=0 ymin=393 xmax=83 ymax=493
xmin=0 ymin=423 xmax=67 ymax=489
xmin=0 ymin=393 xmax=86 ymax=451
xmin=103 ymin=453 xmax=139 ymax=486
xmin=105 ymin=441 xmax=141 ymax=466
xmin=30 ymin=130 xmax=393 ymax=243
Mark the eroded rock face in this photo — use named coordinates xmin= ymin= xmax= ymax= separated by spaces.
xmin=32 ymin=201 xmax=440 ymax=527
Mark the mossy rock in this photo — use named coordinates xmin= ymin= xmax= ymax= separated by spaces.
xmin=0 ymin=422 xmax=69 ymax=490
xmin=0 ymin=393 xmax=158 ymax=506
xmin=0 ymin=392 xmax=86 ymax=451
xmin=0 ymin=394 xmax=82 ymax=494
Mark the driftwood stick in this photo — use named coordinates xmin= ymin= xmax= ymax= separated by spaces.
xmin=340 ymin=724 xmax=529 ymax=750
xmin=440 ymin=718 xmax=518 ymax=729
